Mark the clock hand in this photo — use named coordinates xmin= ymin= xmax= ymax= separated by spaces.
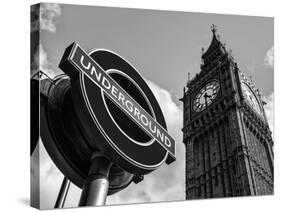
xmin=203 ymin=92 xmax=211 ymax=108
xmin=203 ymin=92 xmax=211 ymax=98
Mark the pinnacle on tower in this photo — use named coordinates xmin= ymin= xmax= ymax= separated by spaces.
xmin=211 ymin=24 xmax=217 ymax=36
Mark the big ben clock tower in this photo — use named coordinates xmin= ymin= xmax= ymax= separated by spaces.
xmin=181 ymin=25 xmax=273 ymax=199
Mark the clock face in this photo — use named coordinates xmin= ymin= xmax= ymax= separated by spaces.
xmin=193 ymin=80 xmax=220 ymax=112
xmin=241 ymin=82 xmax=262 ymax=116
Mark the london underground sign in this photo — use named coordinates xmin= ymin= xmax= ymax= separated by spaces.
xmin=59 ymin=42 xmax=176 ymax=174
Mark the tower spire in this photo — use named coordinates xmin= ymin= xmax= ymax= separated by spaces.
xmin=201 ymin=24 xmax=225 ymax=66
xmin=182 ymin=26 xmax=274 ymax=200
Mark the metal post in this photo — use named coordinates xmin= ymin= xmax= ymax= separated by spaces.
xmin=79 ymin=155 xmax=112 ymax=207
xmin=54 ymin=177 xmax=71 ymax=208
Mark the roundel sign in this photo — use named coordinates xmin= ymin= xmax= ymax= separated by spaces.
xmin=59 ymin=42 xmax=176 ymax=175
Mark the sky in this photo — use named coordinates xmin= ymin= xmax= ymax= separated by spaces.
xmin=31 ymin=3 xmax=274 ymax=209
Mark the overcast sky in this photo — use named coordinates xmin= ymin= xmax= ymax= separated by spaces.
xmin=32 ymin=3 xmax=274 ymax=209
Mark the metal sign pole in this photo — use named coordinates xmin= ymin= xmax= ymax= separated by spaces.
xmin=54 ymin=177 xmax=71 ymax=208
xmin=79 ymin=154 xmax=112 ymax=206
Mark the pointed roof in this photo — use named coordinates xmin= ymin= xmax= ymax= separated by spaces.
xmin=201 ymin=24 xmax=227 ymax=61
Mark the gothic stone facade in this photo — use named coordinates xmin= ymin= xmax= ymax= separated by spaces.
xmin=181 ymin=26 xmax=274 ymax=199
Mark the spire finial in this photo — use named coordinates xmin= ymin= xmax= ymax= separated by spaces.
xmin=211 ymin=24 xmax=217 ymax=35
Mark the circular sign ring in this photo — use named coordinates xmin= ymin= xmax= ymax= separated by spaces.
xmin=70 ymin=49 xmax=169 ymax=174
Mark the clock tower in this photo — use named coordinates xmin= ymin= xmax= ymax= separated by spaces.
xmin=181 ymin=25 xmax=274 ymax=199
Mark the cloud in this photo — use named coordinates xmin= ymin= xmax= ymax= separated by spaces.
xmin=31 ymin=43 xmax=62 ymax=78
xmin=30 ymin=4 xmax=40 ymax=33
xmin=264 ymin=46 xmax=274 ymax=68
xmin=39 ymin=141 xmax=64 ymax=209
xmin=30 ymin=3 xmax=62 ymax=78
xmin=107 ymin=80 xmax=185 ymax=205
xmin=30 ymin=142 xmax=40 ymax=207
xmin=30 ymin=139 xmax=82 ymax=209
xmin=31 ymin=3 xmax=61 ymax=33
xmin=30 ymin=140 xmax=63 ymax=209
xmin=263 ymin=92 xmax=274 ymax=137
